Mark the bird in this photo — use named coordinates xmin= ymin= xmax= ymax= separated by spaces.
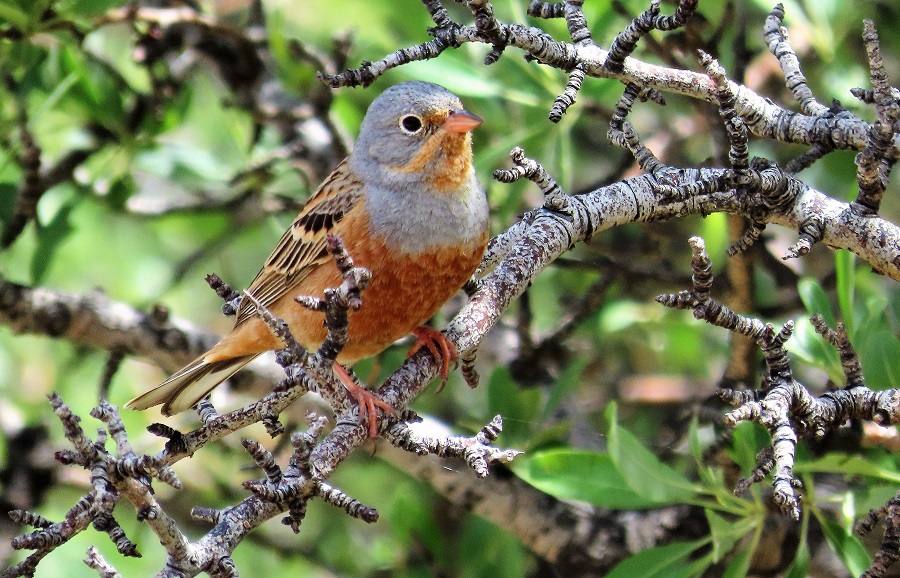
xmin=126 ymin=81 xmax=490 ymax=437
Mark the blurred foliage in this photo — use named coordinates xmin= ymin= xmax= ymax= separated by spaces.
xmin=2 ymin=0 xmax=900 ymax=576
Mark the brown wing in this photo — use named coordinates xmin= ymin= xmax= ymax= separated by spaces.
xmin=234 ymin=159 xmax=363 ymax=326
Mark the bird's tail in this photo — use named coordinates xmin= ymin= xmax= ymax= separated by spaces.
xmin=125 ymin=354 xmax=259 ymax=416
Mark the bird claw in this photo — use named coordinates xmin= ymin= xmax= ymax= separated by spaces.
xmin=407 ymin=326 xmax=458 ymax=393
xmin=332 ymin=362 xmax=394 ymax=438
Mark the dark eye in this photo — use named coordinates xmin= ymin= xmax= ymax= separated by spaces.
xmin=399 ymin=115 xmax=423 ymax=134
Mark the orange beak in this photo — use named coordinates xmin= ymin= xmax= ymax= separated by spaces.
xmin=443 ymin=108 xmax=483 ymax=133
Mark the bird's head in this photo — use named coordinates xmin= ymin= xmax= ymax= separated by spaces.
xmin=352 ymin=81 xmax=482 ymax=194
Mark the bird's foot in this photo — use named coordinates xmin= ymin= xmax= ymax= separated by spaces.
xmin=407 ymin=326 xmax=458 ymax=393
xmin=332 ymin=362 xmax=394 ymax=438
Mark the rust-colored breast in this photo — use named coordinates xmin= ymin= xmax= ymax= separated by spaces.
xmin=213 ymin=208 xmax=487 ymax=365
xmin=298 ymin=206 xmax=488 ymax=363
xmin=336 ymin=229 xmax=488 ymax=363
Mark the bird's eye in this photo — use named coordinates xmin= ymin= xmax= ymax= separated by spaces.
xmin=399 ymin=115 xmax=423 ymax=134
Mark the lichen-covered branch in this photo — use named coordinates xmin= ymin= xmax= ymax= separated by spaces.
xmin=5 ymin=1 xmax=900 ymax=575
xmin=763 ymin=3 xmax=830 ymax=118
xmin=658 ymin=237 xmax=900 ymax=575
xmin=2 ymin=396 xmax=181 ymax=578
xmin=384 ymin=414 xmax=521 ymax=478
xmin=4 ymin=238 xmax=521 ymax=576
xmin=321 ymin=0 xmax=897 ymax=158
xmin=852 ymin=20 xmax=900 ymax=217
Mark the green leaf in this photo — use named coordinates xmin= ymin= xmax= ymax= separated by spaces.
xmin=31 ymin=197 xmax=78 ymax=283
xmin=853 ymin=483 xmax=900 ymax=517
xmin=796 ymin=453 xmax=900 ymax=484
xmin=726 ymin=422 xmax=768 ymax=476
xmin=457 ymin=517 xmax=527 ymax=578
xmin=605 ymin=541 xmax=707 ymax=578
xmin=860 ymin=329 xmax=900 ymax=389
xmin=388 ymin=482 xmax=447 ymax=567
xmin=834 ymin=249 xmax=855 ymax=335
xmin=787 ymin=316 xmax=842 ymax=384
xmin=540 ymin=356 xmax=588 ymax=422
xmin=23 ymin=0 xmax=52 ymax=21
xmin=58 ymin=45 xmax=100 ymax=107
xmin=688 ymin=417 xmax=728 ymax=488
xmin=525 ymin=420 xmax=574 ymax=451
xmin=487 ymin=366 xmax=540 ymax=445
xmin=54 ymin=0 xmax=127 ymax=18
xmin=784 ymin=540 xmax=811 ymax=578
xmin=819 ymin=517 xmax=870 ymax=576
xmin=722 ymin=548 xmax=752 ymax=578
xmin=0 ymin=182 xmax=17 ymax=225
xmin=699 ymin=212 xmax=729 ymax=264
xmin=688 ymin=414 xmax=704 ymax=462
xmin=606 ymin=403 xmax=700 ymax=505
xmin=0 ymin=3 xmax=30 ymax=28
xmin=797 ymin=277 xmax=835 ymax=327
xmin=33 ymin=72 xmax=80 ymax=121
xmin=705 ymin=509 xmax=743 ymax=562
xmin=513 ymin=449 xmax=667 ymax=509
xmin=784 ymin=504 xmax=812 ymax=578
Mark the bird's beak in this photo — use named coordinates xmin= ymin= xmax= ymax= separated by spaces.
xmin=443 ymin=108 xmax=483 ymax=133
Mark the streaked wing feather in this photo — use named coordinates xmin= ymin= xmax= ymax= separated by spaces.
xmin=235 ymin=159 xmax=362 ymax=325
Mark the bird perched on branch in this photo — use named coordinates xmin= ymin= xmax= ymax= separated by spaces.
xmin=127 ymin=81 xmax=489 ymax=437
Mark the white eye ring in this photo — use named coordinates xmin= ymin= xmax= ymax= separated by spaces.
xmin=399 ymin=114 xmax=424 ymax=134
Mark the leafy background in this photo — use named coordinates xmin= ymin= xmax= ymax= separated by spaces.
xmin=2 ymin=0 xmax=900 ymax=576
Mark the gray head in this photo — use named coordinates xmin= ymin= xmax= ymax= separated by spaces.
xmin=350 ymin=81 xmax=482 ymax=194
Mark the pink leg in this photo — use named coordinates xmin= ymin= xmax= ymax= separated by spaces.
xmin=332 ymin=362 xmax=394 ymax=438
xmin=407 ymin=326 xmax=458 ymax=393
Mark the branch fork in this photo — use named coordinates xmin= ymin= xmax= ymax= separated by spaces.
xmin=661 ymin=237 xmax=900 ymax=532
